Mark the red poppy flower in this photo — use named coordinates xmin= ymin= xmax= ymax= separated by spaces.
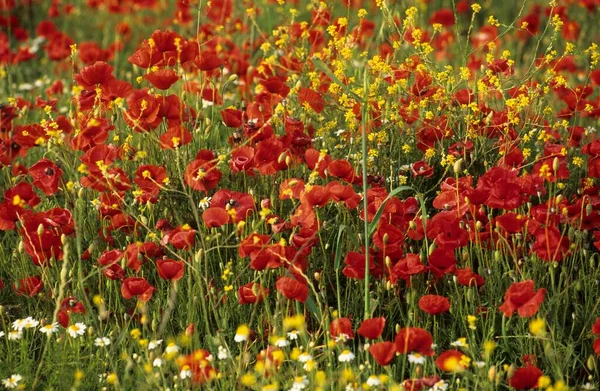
xmin=74 ymin=61 xmax=115 ymax=89
xmin=237 ymin=282 xmax=269 ymax=305
xmin=330 ymin=317 xmax=354 ymax=340
xmin=144 ymin=69 xmax=179 ymax=90
xmin=14 ymin=275 xmax=44 ymax=297
xmin=327 ymin=181 xmax=361 ymax=209
xmin=202 ymin=207 xmax=229 ymax=228
xmin=123 ymin=89 xmax=162 ymax=132
xmin=390 ymin=253 xmax=426 ymax=286
xmin=124 ymin=242 xmax=163 ymax=272
xmin=121 ymin=277 xmax=156 ymax=302
xmin=279 ymin=178 xmax=306 ymax=200
xmin=411 ymin=161 xmax=434 ymax=178
xmin=395 ymin=327 xmax=435 ymax=356
xmin=435 ymin=350 xmax=469 ymax=372
xmin=328 ymin=159 xmax=357 ymax=183
xmin=302 ymin=185 xmax=331 ymax=207
xmin=184 ymin=156 xmax=222 ymax=193
xmin=531 ymin=226 xmax=570 ymax=262
xmin=159 ymin=125 xmax=193 ymax=149
xmin=298 ymin=87 xmax=325 ymax=113
xmin=28 ymin=158 xmax=62 ymax=195
xmin=509 ymin=366 xmax=543 ymax=389
xmin=454 ymin=268 xmax=485 ymax=287
xmin=19 ymin=209 xmax=74 ymax=266
xmin=0 ymin=183 xmax=40 ymax=230
xmin=221 ymin=108 xmax=243 ymax=128
xmin=369 ymin=341 xmax=396 ymax=366
xmin=156 ymin=259 xmax=185 ymax=281
xmin=419 ymin=295 xmax=451 ymax=315
xmin=275 ymin=276 xmax=309 ymax=303
xmin=60 ymin=296 xmax=86 ymax=314
xmin=427 ymin=248 xmax=456 ymax=278
xmin=429 ymin=8 xmax=455 ymax=26
xmin=229 ymin=146 xmax=256 ymax=174
xmin=499 ymin=280 xmax=546 ymax=318
xmin=195 ymin=50 xmax=222 ymax=71
xmin=210 ymin=189 xmax=255 ymax=222
xmin=593 ymin=317 xmax=600 ymax=335
xmin=357 ymin=317 xmax=386 ymax=339
xmin=162 ymin=224 xmax=195 ymax=250
xmin=176 ymin=349 xmax=218 ymax=384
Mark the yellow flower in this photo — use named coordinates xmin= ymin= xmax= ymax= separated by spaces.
xmin=529 ymin=318 xmax=546 ymax=336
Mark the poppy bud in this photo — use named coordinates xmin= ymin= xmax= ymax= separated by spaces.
xmin=587 ymin=355 xmax=596 ymax=371
xmin=37 ymin=223 xmax=45 ymax=236
xmin=61 ymin=233 xmax=67 ymax=245
xmin=78 ymin=187 xmax=84 ymax=198
xmin=586 ymin=202 xmax=593 ymax=216
xmin=227 ymin=74 xmax=238 ymax=83
xmin=428 ymin=242 xmax=436 ymax=255
xmin=383 ymin=233 xmax=389 ymax=245
xmin=314 ymin=272 xmax=321 ymax=281
xmin=385 ymin=256 xmax=391 ymax=268
xmin=453 ymin=158 xmax=463 ymax=174
xmin=488 ymin=366 xmax=497 ymax=382
xmin=395 ymin=324 xmax=401 ymax=333
xmin=295 ymin=80 xmax=302 ymax=90
xmin=277 ymin=152 xmax=287 ymax=164
xmin=18 ymin=241 xmax=24 ymax=253
xmin=568 ymin=227 xmax=575 ymax=241
xmin=494 ymin=250 xmax=501 ymax=262
xmin=285 ymin=155 xmax=291 ymax=166
xmin=409 ymin=221 xmax=417 ymax=230
xmin=552 ymin=157 xmax=560 ymax=172
xmin=506 ymin=364 xmax=515 ymax=379
xmin=475 ymin=220 xmax=483 ymax=231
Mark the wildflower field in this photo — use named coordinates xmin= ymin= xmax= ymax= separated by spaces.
xmin=2 ymin=0 xmax=600 ymax=389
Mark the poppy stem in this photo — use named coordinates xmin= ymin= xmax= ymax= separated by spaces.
xmin=361 ymin=69 xmax=371 ymax=320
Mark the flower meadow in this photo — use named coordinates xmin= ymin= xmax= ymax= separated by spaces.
xmin=2 ymin=0 xmax=600 ymax=389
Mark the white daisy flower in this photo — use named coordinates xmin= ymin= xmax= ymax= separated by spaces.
xmin=298 ymin=353 xmax=312 ymax=363
xmin=338 ymin=350 xmax=355 ymax=363
xmin=39 ymin=323 xmax=59 ymax=335
xmin=366 ymin=375 xmax=381 ymax=386
xmin=12 ymin=318 xmax=26 ymax=331
xmin=217 ymin=346 xmax=229 ymax=360
xmin=274 ymin=337 xmax=289 ymax=347
xmin=334 ymin=333 xmax=351 ymax=343
xmin=198 ymin=197 xmax=212 ymax=210
xmin=165 ymin=343 xmax=180 ymax=355
xmin=67 ymin=322 xmax=87 ymax=338
xmin=21 ymin=317 xmax=39 ymax=329
xmin=8 ymin=330 xmax=22 ymax=341
xmin=408 ymin=353 xmax=427 ymax=364
xmin=450 ymin=337 xmax=468 ymax=348
xmin=94 ymin=337 xmax=111 ymax=347
xmin=432 ymin=379 xmax=449 ymax=391
xmin=148 ymin=339 xmax=163 ymax=350
xmin=287 ymin=330 xmax=299 ymax=340
xmin=0 ymin=331 xmax=5 ymax=338
xmin=290 ymin=375 xmax=309 ymax=390
xmin=179 ymin=366 xmax=192 ymax=379
xmin=153 ymin=358 xmax=163 ymax=367
xmin=1 ymin=374 xmax=23 ymax=389
xmin=474 ymin=361 xmax=486 ymax=368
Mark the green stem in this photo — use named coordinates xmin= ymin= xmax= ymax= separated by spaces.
xmin=361 ymin=68 xmax=370 ymax=320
